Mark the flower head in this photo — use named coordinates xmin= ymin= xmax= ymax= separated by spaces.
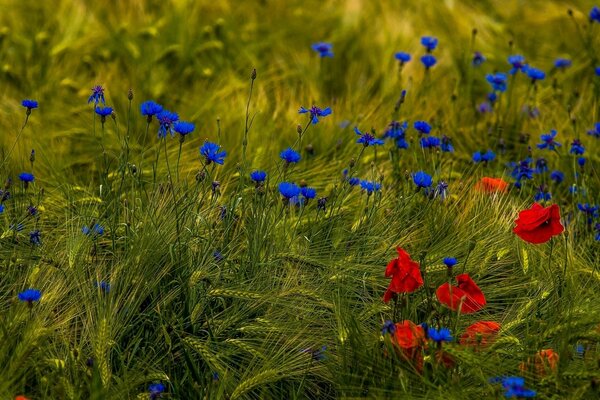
xmin=88 ymin=85 xmax=105 ymax=105
xmin=490 ymin=376 xmax=536 ymax=398
xmin=156 ymin=110 xmax=179 ymax=138
xmin=537 ymin=129 xmax=561 ymax=150
xmin=383 ymin=248 xmax=423 ymax=302
xmin=18 ymin=172 xmax=34 ymax=183
xmin=570 ymin=139 xmax=585 ymax=155
xmin=412 ymin=171 xmax=433 ymax=189
xmin=382 ymin=320 xmax=396 ymax=335
xmin=460 ymin=321 xmax=501 ymax=347
xmin=82 ymin=223 xmax=104 ymax=237
xmin=383 ymin=121 xmax=408 ymax=140
xmin=360 ymin=180 xmax=381 ymax=195
xmin=301 ymin=186 xmax=316 ymax=199
xmin=577 ymin=203 xmax=599 ymax=224
xmin=420 ymin=136 xmax=440 ymax=149
xmin=278 ymin=182 xmax=301 ymax=199
xmin=395 ymin=52 xmax=411 ymax=64
xmin=472 ymin=51 xmax=486 ymax=66
xmin=22 ymin=99 xmax=38 ymax=110
xmin=513 ymin=203 xmax=564 ymax=244
xmin=590 ymin=6 xmax=600 ymax=22
xmin=30 ymin=230 xmax=42 ymax=246
xmin=554 ymin=58 xmax=572 ymax=69
xmin=299 ymin=105 xmax=332 ymax=124
xmin=427 ymin=327 xmax=453 ymax=343
xmin=140 ymin=101 xmax=163 ymax=119
xmin=443 ymin=257 xmax=457 ymax=268
xmin=174 ymin=121 xmax=195 ymax=136
xmin=413 ymin=121 xmax=431 ymax=135
xmin=508 ymin=55 xmax=526 ymax=74
xmin=250 ymin=170 xmax=267 ymax=183
xmin=486 ymin=72 xmax=508 ymax=92
xmin=420 ymin=54 xmax=437 ymax=68
xmin=436 ymin=274 xmax=486 ymax=313
xmin=95 ymin=106 xmax=113 ymax=118
xmin=472 ymin=149 xmax=496 ymax=163
xmin=476 ymin=177 xmax=509 ymax=194
xmin=550 ymin=170 xmax=564 ymax=183
xmin=18 ymin=288 xmax=41 ymax=303
xmin=311 ymin=42 xmax=333 ymax=58
xmin=440 ymin=136 xmax=454 ymax=152
xmin=280 ymin=147 xmax=301 ymax=164
xmin=200 ymin=142 xmax=227 ymax=165
xmin=148 ymin=383 xmax=165 ymax=399
xmin=524 ymin=66 xmax=545 ymax=82
xmin=420 ymin=36 xmax=438 ymax=52
xmin=587 ymin=122 xmax=600 ymax=138
xmin=354 ymin=126 xmax=384 ymax=146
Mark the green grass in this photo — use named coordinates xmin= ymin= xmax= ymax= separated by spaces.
xmin=1 ymin=0 xmax=600 ymax=398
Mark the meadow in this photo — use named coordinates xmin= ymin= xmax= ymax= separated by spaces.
xmin=1 ymin=0 xmax=600 ymax=398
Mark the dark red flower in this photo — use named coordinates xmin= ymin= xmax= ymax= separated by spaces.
xmin=436 ymin=273 xmax=486 ymax=314
xmin=460 ymin=321 xmax=501 ymax=346
xmin=392 ymin=320 xmax=426 ymax=372
xmin=513 ymin=203 xmax=564 ymax=244
xmin=383 ymin=248 xmax=423 ymax=303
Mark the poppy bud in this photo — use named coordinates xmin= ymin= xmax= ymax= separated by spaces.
xmin=297 ymin=124 xmax=303 ymax=135
xmin=29 ymin=149 xmax=35 ymax=163
xmin=251 ymin=68 xmax=257 ymax=80
xmin=128 ymin=88 xmax=134 ymax=100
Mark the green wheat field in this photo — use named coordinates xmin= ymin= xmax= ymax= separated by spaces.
xmin=1 ymin=0 xmax=599 ymax=399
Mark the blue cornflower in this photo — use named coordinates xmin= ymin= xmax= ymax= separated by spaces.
xmin=0 ymin=204 xmax=4 ymax=214
xmin=550 ymin=170 xmax=564 ymax=183
xmin=420 ymin=54 xmax=437 ymax=68
xmin=440 ymin=136 xmax=454 ymax=152
xmin=537 ymin=129 xmax=561 ymax=150
xmin=18 ymin=172 xmax=35 ymax=182
xmin=250 ymin=170 xmax=267 ymax=183
xmin=508 ymin=55 xmax=526 ymax=74
xmin=382 ymin=320 xmax=396 ymax=335
xmin=595 ymin=223 xmax=600 ymax=241
xmin=428 ymin=327 xmax=453 ymax=343
xmin=278 ymin=182 xmax=301 ymax=199
xmin=354 ymin=126 xmax=384 ymax=146
xmin=534 ymin=158 xmax=548 ymax=174
xmin=311 ymin=42 xmax=333 ymax=58
xmin=472 ymin=51 xmax=486 ymax=66
xmin=360 ymin=180 xmax=381 ymax=195
xmin=534 ymin=186 xmax=551 ymax=202
xmin=596 ymin=66 xmax=600 ymax=76
xmin=301 ymin=187 xmax=316 ymax=199
xmin=88 ymin=85 xmax=106 ymax=105
xmin=412 ymin=171 xmax=433 ymax=188
xmin=299 ymin=105 xmax=332 ymax=124
xmin=421 ymin=36 xmax=438 ymax=52
xmin=95 ymin=281 xmax=111 ymax=293
xmin=29 ymin=230 xmax=41 ymax=246
xmin=443 ymin=257 xmax=457 ymax=268
xmin=213 ymin=251 xmax=224 ymax=262
xmin=570 ymin=139 xmax=585 ymax=155
xmin=174 ymin=121 xmax=195 ymax=136
xmin=414 ymin=120 xmax=431 ymax=135
xmin=302 ymin=345 xmax=327 ymax=361
xmin=472 ymin=150 xmax=495 ymax=163
xmin=18 ymin=288 xmax=41 ymax=303
xmin=200 ymin=141 xmax=227 ymax=165
xmin=498 ymin=376 xmax=537 ymax=398
xmin=587 ymin=122 xmax=600 ymax=138
xmin=486 ymin=72 xmax=508 ymax=92
xmin=95 ymin=106 xmax=113 ymax=118
xmin=478 ymin=101 xmax=493 ymax=113
xmin=488 ymin=92 xmax=498 ymax=103
xmin=82 ymin=223 xmax=104 ymax=237
xmin=156 ymin=110 xmax=179 ymax=138
xmin=280 ymin=147 xmax=301 ymax=164
xmin=395 ymin=138 xmax=409 ymax=149
xmin=554 ymin=58 xmax=572 ymax=69
xmin=509 ymin=159 xmax=534 ymax=181
xmin=525 ymin=66 xmax=545 ymax=82
xmin=590 ymin=6 xmax=600 ymax=22
xmin=383 ymin=121 xmax=408 ymax=139
xmin=578 ymin=156 xmax=586 ymax=167
xmin=420 ymin=136 xmax=440 ymax=149
xmin=148 ymin=383 xmax=165 ymax=399
xmin=434 ymin=180 xmax=449 ymax=200
xmin=577 ymin=203 xmax=599 ymax=224
xmin=22 ymin=99 xmax=38 ymax=110
xmin=140 ymin=100 xmax=163 ymax=120
xmin=348 ymin=177 xmax=361 ymax=186
xmin=395 ymin=52 xmax=411 ymax=64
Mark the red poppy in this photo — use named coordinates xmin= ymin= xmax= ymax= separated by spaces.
xmin=383 ymin=248 xmax=423 ymax=303
xmin=436 ymin=273 xmax=486 ymax=314
xmin=520 ymin=348 xmax=559 ymax=376
xmin=475 ymin=177 xmax=509 ymax=194
xmin=15 ymin=396 xmax=30 ymax=400
xmin=460 ymin=321 xmax=501 ymax=346
xmin=513 ymin=203 xmax=564 ymax=244
xmin=392 ymin=320 xmax=426 ymax=372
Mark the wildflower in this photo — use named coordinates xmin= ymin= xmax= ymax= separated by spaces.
xmin=535 ymin=349 xmax=559 ymax=374
xmin=477 ymin=101 xmax=493 ymax=113
xmin=140 ymin=100 xmax=163 ymax=122
xmin=486 ymin=72 xmax=508 ymax=92
xmin=21 ymin=99 xmax=38 ymax=113
xmin=95 ymin=106 xmax=113 ymax=123
xmin=508 ymin=55 xmax=526 ymax=74
xmin=570 ymin=139 xmax=585 ymax=155
xmin=250 ymin=170 xmax=267 ymax=184
xmin=428 ymin=327 xmax=453 ymax=343
xmin=475 ymin=177 xmax=509 ymax=193
xmin=412 ymin=171 xmax=433 ymax=189
xmin=354 ymin=126 xmax=384 ymax=146
xmin=420 ymin=136 xmax=440 ymax=149
xmin=524 ymin=66 xmax=545 ymax=82
xmin=436 ymin=274 xmax=486 ymax=313
xmin=491 ymin=376 xmax=536 ymax=398
xmin=595 ymin=223 xmax=600 ymax=241
xmin=577 ymin=156 xmax=586 ymax=167
xmin=95 ymin=281 xmax=111 ymax=293
xmin=596 ymin=66 xmax=600 ymax=76
xmin=301 ymin=187 xmax=316 ymax=200
xmin=298 ymin=105 xmax=332 ymax=124
xmin=82 ymin=223 xmax=104 ymax=237
xmin=420 ymin=54 xmax=437 ymax=69
xmin=509 ymin=159 xmax=534 ymax=182
xmin=590 ymin=6 xmax=600 ymax=22
xmin=156 ymin=110 xmax=179 ymax=138
xmin=434 ymin=180 xmax=449 ymax=200
xmin=383 ymin=247 xmax=423 ymax=303
xmin=148 ymin=383 xmax=165 ymax=399
xmin=382 ymin=320 xmax=396 ymax=335
xmin=443 ymin=257 xmax=457 ymax=268
xmin=460 ymin=321 xmax=501 ymax=347
xmin=0 ymin=204 xmax=4 ymax=213
xmin=587 ymin=122 xmax=600 ymax=138
xmin=278 ymin=182 xmax=301 ymax=199
xmin=577 ymin=203 xmax=599 ymax=224
xmin=200 ymin=142 xmax=227 ymax=165
xmin=420 ymin=36 xmax=438 ymax=52
xmin=19 ymin=172 xmax=34 ymax=183
xmin=513 ymin=203 xmax=564 ymax=244
xmin=88 ymin=85 xmax=105 ymax=105
xmin=394 ymin=52 xmax=411 ymax=64
xmin=30 ymin=230 xmax=41 ymax=246
xmin=534 ymin=186 xmax=551 ymax=202
xmin=440 ymin=136 xmax=454 ymax=152
xmin=311 ymin=42 xmax=333 ymax=58
xmin=383 ymin=121 xmax=408 ymax=139
xmin=472 ymin=51 xmax=486 ymax=66
xmin=15 ymin=396 xmax=30 ymax=400
xmin=537 ymin=129 xmax=561 ymax=150
xmin=472 ymin=150 xmax=495 ymax=163
xmin=173 ymin=121 xmax=195 ymax=136
xmin=213 ymin=251 xmax=224 ymax=262
xmin=360 ymin=180 xmax=381 ymax=195
xmin=280 ymin=147 xmax=301 ymax=164
xmin=302 ymin=345 xmax=327 ymax=361
xmin=534 ymin=158 xmax=548 ymax=174
xmin=348 ymin=177 xmax=360 ymax=186
xmin=393 ymin=320 xmax=426 ymax=349
xmin=18 ymin=288 xmax=41 ymax=304
xmin=550 ymin=170 xmax=564 ymax=183
xmin=554 ymin=58 xmax=572 ymax=69
xmin=413 ymin=121 xmax=431 ymax=135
